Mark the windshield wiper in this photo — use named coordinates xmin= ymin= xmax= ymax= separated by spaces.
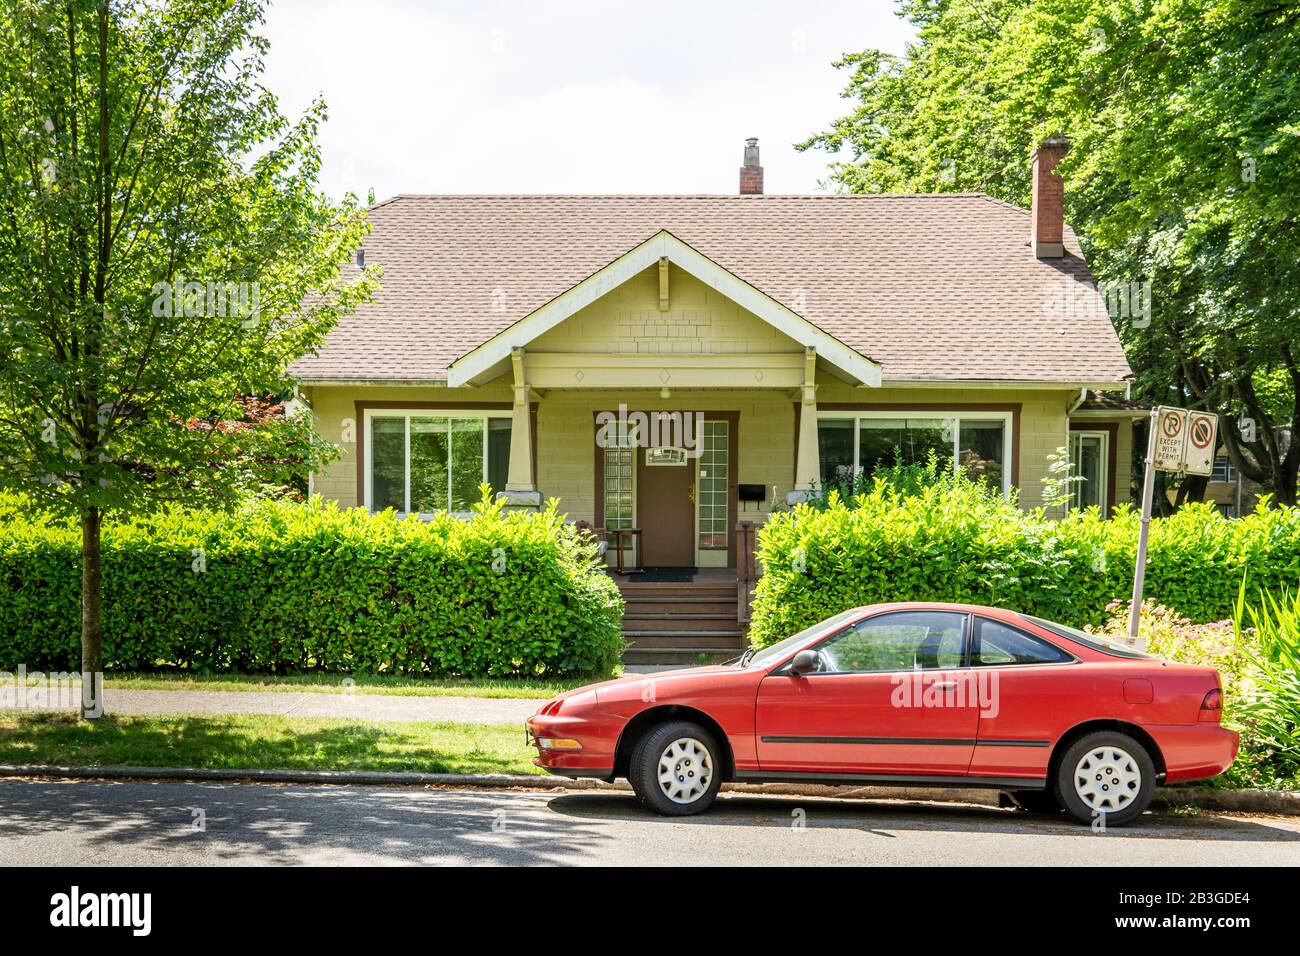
xmin=738 ymin=647 xmax=755 ymax=667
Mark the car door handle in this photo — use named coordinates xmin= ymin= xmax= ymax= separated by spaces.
xmin=932 ymin=681 xmax=959 ymax=690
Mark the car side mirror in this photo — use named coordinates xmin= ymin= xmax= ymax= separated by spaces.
xmin=789 ymin=649 xmax=820 ymax=676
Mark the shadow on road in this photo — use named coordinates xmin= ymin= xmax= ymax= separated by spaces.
xmin=0 ymin=779 xmax=611 ymax=865
xmin=546 ymin=791 xmax=1300 ymax=843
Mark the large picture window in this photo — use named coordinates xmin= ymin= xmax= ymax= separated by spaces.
xmin=366 ymin=410 xmax=511 ymax=514
xmin=816 ymin=410 xmax=1012 ymax=496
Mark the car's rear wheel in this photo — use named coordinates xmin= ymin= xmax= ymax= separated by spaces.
xmin=1054 ymin=731 xmax=1155 ymax=827
xmin=629 ymin=720 xmax=723 ymax=816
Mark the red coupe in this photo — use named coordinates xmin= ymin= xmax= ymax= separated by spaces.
xmin=526 ymin=603 xmax=1238 ymax=825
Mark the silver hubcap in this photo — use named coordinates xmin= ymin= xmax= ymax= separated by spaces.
xmin=1073 ymin=745 xmax=1141 ymax=814
xmin=657 ymin=737 xmax=713 ymax=804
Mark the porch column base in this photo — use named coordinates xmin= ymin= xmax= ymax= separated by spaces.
xmin=495 ymin=489 xmax=544 ymax=509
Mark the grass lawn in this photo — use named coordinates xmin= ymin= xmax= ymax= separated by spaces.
xmin=0 ymin=712 xmax=545 ymax=776
xmin=76 ymin=671 xmax=602 ymax=699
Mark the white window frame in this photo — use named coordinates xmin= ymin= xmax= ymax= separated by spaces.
xmin=363 ymin=408 xmax=512 ymax=517
xmin=816 ymin=409 xmax=1015 ymax=498
xmin=1068 ymin=429 xmax=1110 ymax=512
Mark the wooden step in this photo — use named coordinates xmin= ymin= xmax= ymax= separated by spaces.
xmin=624 ymin=615 xmax=738 ymax=633
xmin=626 ymin=632 xmax=748 ymax=647
xmin=616 ymin=583 xmax=735 ymax=596
xmin=624 ymin=601 xmax=737 ymax=616
xmin=622 ymin=647 xmax=742 ymax=665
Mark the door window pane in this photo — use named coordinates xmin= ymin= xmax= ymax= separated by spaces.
xmin=959 ymin=420 xmax=1005 ymax=491
xmin=371 ymin=417 xmax=406 ymax=511
xmin=603 ymin=422 xmax=635 ymax=533
xmin=1069 ymin=432 xmax=1107 ymax=510
xmin=697 ymin=420 xmax=729 ymax=549
xmin=971 ymin=619 xmax=1073 ymax=665
xmin=815 ymin=611 xmax=966 ymax=673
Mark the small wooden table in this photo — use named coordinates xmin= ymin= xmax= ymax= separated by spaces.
xmin=609 ymin=527 xmax=643 ymax=574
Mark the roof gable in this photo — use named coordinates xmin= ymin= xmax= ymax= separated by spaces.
xmin=447 ymin=230 xmax=882 ymax=388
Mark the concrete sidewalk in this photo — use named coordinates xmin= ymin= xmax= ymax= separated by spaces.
xmin=0 ymin=687 xmax=544 ymax=726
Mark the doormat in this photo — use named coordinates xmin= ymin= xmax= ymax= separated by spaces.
xmin=633 ymin=567 xmax=698 ymax=583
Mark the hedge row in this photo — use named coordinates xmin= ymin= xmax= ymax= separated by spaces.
xmin=0 ymin=493 xmax=624 ymax=677
xmin=749 ymin=479 xmax=1300 ymax=647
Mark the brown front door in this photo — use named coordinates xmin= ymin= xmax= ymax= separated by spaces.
xmin=636 ymin=451 xmax=695 ymax=567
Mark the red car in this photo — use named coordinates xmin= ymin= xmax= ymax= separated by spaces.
xmin=526 ymin=603 xmax=1238 ymax=825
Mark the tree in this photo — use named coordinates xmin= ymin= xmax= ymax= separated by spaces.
xmin=801 ymin=0 xmax=1300 ymax=503
xmin=0 ymin=0 xmax=376 ymax=715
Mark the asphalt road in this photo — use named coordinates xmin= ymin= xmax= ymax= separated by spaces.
xmin=3 ymin=778 xmax=1299 ymax=866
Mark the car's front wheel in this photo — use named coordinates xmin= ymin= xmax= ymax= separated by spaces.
xmin=1054 ymin=731 xmax=1155 ymax=827
xmin=629 ymin=720 xmax=723 ymax=816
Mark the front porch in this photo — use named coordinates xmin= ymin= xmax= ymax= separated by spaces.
xmin=596 ymin=522 xmax=759 ymax=666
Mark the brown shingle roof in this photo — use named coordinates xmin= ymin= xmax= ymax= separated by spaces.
xmin=290 ymin=194 xmax=1133 ymax=385
xmin=1076 ymin=389 xmax=1151 ymax=413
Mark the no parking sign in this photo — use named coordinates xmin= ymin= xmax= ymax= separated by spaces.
xmin=1183 ymin=411 xmax=1219 ymax=476
xmin=1151 ymin=406 xmax=1218 ymax=475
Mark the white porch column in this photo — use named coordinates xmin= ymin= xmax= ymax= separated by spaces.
xmin=788 ymin=347 xmax=820 ymax=505
xmin=500 ymin=347 xmax=543 ymax=508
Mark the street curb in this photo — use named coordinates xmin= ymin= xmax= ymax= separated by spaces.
xmin=1 ymin=763 xmax=1296 ymax=814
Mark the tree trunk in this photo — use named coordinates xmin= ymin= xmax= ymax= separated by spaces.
xmin=80 ymin=505 xmax=103 ymax=719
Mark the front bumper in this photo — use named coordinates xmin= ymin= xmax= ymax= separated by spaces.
xmin=525 ymin=713 xmax=620 ymax=777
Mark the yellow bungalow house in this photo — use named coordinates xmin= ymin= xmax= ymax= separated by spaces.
xmin=291 ymin=139 xmax=1141 ymax=663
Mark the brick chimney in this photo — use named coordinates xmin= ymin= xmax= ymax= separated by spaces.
xmin=740 ymin=137 xmax=763 ymax=195
xmin=1030 ymin=136 xmax=1069 ymax=258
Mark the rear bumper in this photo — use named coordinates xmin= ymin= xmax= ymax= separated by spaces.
xmin=1150 ymin=724 xmax=1239 ymax=783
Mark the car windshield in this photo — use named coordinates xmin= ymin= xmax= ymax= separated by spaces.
xmin=744 ymin=608 xmax=864 ymax=668
xmin=1023 ymin=614 xmax=1160 ymax=660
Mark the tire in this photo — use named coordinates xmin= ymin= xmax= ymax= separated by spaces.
xmin=1007 ymin=789 xmax=1062 ymax=814
xmin=1054 ymin=731 xmax=1155 ymax=827
xmin=629 ymin=720 xmax=723 ymax=816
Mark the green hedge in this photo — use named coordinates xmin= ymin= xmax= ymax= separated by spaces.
xmin=749 ymin=479 xmax=1300 ymax=646
xmin=0 ymin=493 xmax=624 ymax=677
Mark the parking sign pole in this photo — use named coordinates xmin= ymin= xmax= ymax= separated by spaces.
xmin=1128 ymin=408 xmax=1160 ymax=648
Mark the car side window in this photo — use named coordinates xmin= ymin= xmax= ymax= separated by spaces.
xmin=971 ymin=618 xmax=1073 ymax=666
xmin=813 ymin=611 xmax=966 ymax=673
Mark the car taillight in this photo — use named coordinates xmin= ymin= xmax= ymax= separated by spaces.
xmin=1198 ymin=688 xmax=1222 ymax=722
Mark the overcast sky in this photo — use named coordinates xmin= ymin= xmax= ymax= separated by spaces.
xmin=259 ymin=0 xmax=916 ymax=199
